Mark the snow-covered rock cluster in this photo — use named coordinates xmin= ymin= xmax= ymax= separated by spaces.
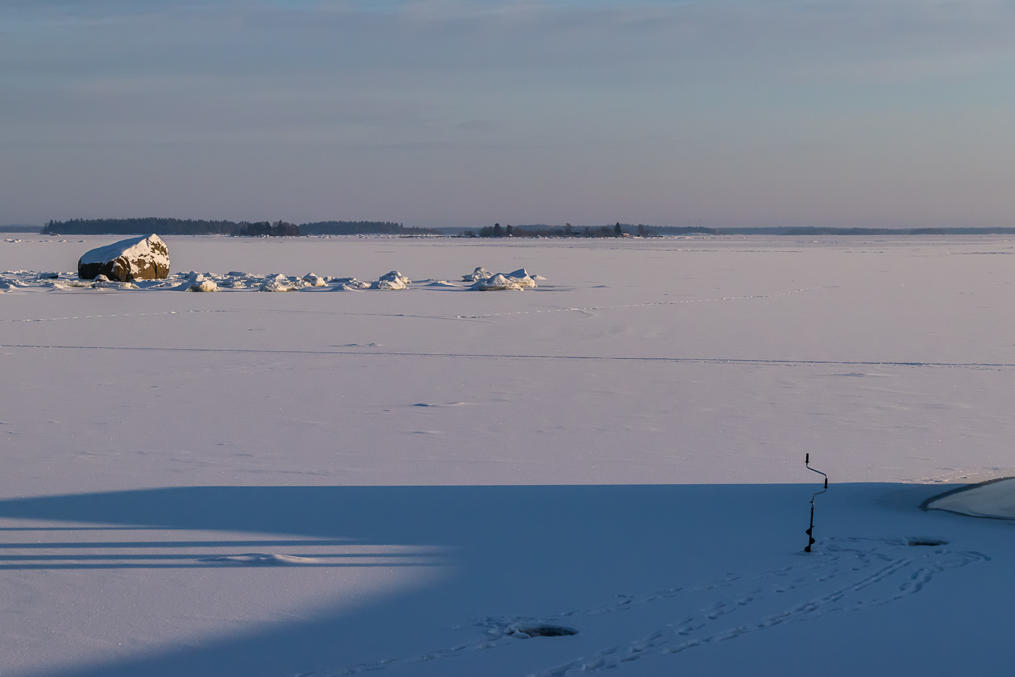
xmin=302 ymin=273 xmax=327 ymax=288
xmin=373 ymin=270 xmax=410 ymax=290
xmin=176 ymin=272 xmax=218 ymax=292
xmin=259 ymin=274 xmax=298 ymax=293
xmin=1 ymin=260 xmax=544 ymax=294
xmin=465 ymin=267 xmax=539 ymax=291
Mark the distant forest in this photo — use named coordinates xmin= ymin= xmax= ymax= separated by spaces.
xmin=466 ymin=223 xmax=673 ymax=238
xmin=42 ymin=218 xmax=436 ymax=236
xmin=467 ymin=224 xmax=1015 ymax=237
xmin=35 ymin=218 xmax=1015 ymax=238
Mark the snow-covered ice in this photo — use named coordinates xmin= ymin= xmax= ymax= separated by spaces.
xmin=2 ymin=234 xmax=1015 ymax=676
xmin=925 ymin=478 xmax=1015 ymax=520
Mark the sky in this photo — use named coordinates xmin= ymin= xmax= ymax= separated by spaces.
xmin=3 ymin=0 xmax=1015 ymax=228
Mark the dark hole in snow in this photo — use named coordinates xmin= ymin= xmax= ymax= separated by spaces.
xmin=509 ymin=624 xmax=578 ymax=638
xmin=907 ymin=537 xmax=948 ymax=547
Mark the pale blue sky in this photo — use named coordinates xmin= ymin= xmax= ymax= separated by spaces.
xmin=3 ymin=0 xmax=1015 ymax=227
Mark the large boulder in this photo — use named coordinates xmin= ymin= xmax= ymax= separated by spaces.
xmin=78 ymin=234 xmax=170 ymax=281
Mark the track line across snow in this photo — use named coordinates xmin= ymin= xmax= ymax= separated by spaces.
xmin=324 ymin=536 xmax=987 ymax=676
xmin=3 ymin=344 xmax=1015 ymax=371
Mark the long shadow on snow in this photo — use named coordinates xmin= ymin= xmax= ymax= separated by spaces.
xmin=0 ymin=483 xmax=961 ymax=677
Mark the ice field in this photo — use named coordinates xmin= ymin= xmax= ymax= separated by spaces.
xmin=2 ymin=234 xmax=1015 ymax=676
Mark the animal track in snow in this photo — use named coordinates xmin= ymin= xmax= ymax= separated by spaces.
xmin=537 ymin=537 xmax=987 ymax=675
xmin=455 ymin=286 xmax=824 ymax=320
xmin=322 ymin=536 xmax=986 ymax=677
xmin=1 ymin=309 xmax=231 ymax=324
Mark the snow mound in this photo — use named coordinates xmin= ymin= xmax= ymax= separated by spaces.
xmin=466 ymin=267 xmax=539 ymax=290
xmin=462 ymin=266 xmax=491 ymax=282
xmin=302 ymin=273 xmax=327 ymax=287
xmin=175 ymin=272 xmax=218 ymax=292
xmin=504 ymin=268 xmax=538 ymax=288
xmin=426 ymin=280 xmax=457 ymax=287
xmin=372 ymin=270 xmax=410 ymax=290
xmin=88 ymin=274 xmax=137 ymax=289
xmin=925 ymin=477 xmax=1015 ymax=520
xmin=78 ymin=234 xmax=170 ymax=281
xmin=471 ymin=273 xmax=523 ymax=291
xmin=329 ymin=277 xmax=371 ymax=291
xmin=259 ymin=274 xmax=297 ymax=292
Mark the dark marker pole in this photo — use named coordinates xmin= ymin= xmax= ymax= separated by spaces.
xmin=804 ymin=453 xmax=829 ymax=553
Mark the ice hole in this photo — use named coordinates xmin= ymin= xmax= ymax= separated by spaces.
xmin=907 ymin=537 xmax=948 ymax=547
xmin=509 ymin=624 xmax=578 ymax=638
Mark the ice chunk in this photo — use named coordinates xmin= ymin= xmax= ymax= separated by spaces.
xmin=471 ymin=273 xmax=523 ymax=291
xmin=372 ymin=270 xmax=410 ymax=290
xmin=462 ymin=266 xmax=491 ymax=282
xmin=259 ymin=274 xmax=298 ymax=292
xmin=302 ymin=273 xmax=327 ymax=288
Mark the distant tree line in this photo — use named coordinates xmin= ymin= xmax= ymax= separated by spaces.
xmin=301 ymin=221 xmax=435 ymax=235
xmin=237 ymin=221 xmax=300 ymax=236
xmin=40 ymin=218 xmax=1015 ymax=238
xmin=42 ymin=218 xmax=435 ymax=236
xmin=465 ymin=223 xmax=668 ymax=238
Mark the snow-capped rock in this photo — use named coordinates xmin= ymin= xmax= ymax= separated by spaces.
xmin=504 ymin=268 xmax=538 ymax=288
xmin=185 ymin=273 xmax=218 ymax=292
xmin=462 ymin=266 xmax=491 ymax=282
xmin=471 ymin=273 xmax=523 ymax=291
xmin=461 ymin=266 xmax=537 ymax=289
xmin=259 ymin=274 xmax=297 ymax=292
xmin=78 ymin=234 xmax=170 ymax=281
xmin=372 ymin=270 xmax=410 ymax=290
xmin=302 ymin=273 xmax=327 ymax=288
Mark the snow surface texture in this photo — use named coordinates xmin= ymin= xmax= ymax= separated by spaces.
xmin=2 ymin=235 xmax=1015 ymax=676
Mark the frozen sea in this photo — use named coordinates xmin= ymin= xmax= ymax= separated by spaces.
xmin=1 ymin=234 xmax=1013 ymax=676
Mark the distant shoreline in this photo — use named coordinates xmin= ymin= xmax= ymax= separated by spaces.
xmin=7 ymin=223 xmax=1015 ymax=237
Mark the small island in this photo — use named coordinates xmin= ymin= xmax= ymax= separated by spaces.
xmin=42 ymin=218 xmax=436 ymax=237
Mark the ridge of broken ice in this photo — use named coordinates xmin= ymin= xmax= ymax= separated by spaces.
xmin=0 ymin=265 xmax=542 ymax=294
